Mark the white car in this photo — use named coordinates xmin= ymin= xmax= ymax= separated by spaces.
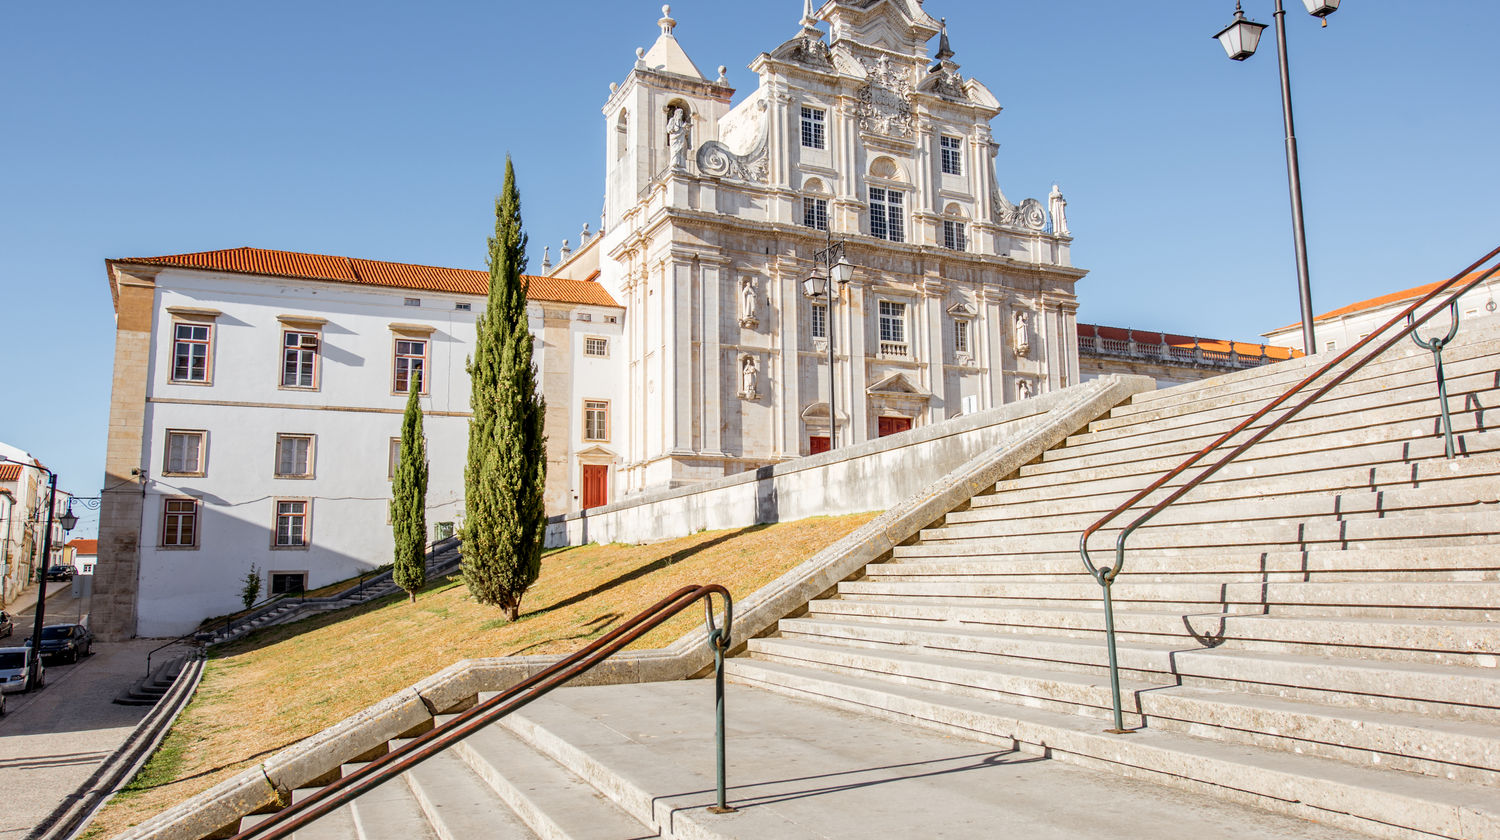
xmin=0 ymin=646 xmax=43 ymax=694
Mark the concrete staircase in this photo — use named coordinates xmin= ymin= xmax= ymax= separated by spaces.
xmin=224 ymin=317 xmax=1500 ymax=840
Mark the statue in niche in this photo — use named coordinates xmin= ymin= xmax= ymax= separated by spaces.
xmin=1013 ymin=309 xmax=1032 ymax=358
xmin=739 ymin=277 xmax=759 ymax=328
xmin=666 ymin=106 xmax=689 ymax=171
xmin=1017 ymin=378 xmax=1033 ymax=400
xmin=739 ymin=355 xmax=759 ymax=400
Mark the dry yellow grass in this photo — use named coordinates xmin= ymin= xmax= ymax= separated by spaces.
xmin=89 ymin=513 xmax=876 ymax=839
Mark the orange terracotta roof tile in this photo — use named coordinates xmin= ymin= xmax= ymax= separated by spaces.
xmin=1078 ymin=323 xmax=1301 ymax=361
xmin=113 ymin=247 xmax=619 ymax=307
xmin=67 ymin=539 xmax=98 ymax=554
xmin=0 ymin=464 xmax=20 ymax=482
xmin=1271 ymin=268 xmax=1494 ymax=333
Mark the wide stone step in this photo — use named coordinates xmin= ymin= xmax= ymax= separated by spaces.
xmin=402 ymin=750 xmax=538 ymax=839
xmin=724 ymin=658 xmax=1500 ymax=840
xmin=806 ymin=596 xmax=1500 ymax=668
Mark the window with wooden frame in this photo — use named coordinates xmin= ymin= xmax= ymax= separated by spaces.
xmin=275 ymin=434 xmax=315 ymax=478
xmin=274 ymin=499 xmax=309 ymax=548
xmin=584 ymin=336 xmax=610 ymax=358
xmin=170 ymin=322 xmax=213 ymax=383
xmin=388 ymin=437 xmax=402 ymax=480
xmin=161 ymin=498 xmax=199 ymax=548
xmin=163 ymin=430 xmax=206 ymax=476
xmin=584 ymin=400 xmax=610 ymax=442
xmin=280 ymin=329 xmax=320 ymax=389
xmin=392 ymin=338 xmax=428 ymax=394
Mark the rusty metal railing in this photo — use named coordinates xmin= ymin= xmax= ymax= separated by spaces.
xmin=1079 ymin=245 xmax=1500 ymax=733
xmin=229 ymin=584 xmax=735 ymax=839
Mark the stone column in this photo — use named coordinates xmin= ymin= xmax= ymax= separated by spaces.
xmin=845 ymin=283 xmax=868 ymax=443
xmin=924 ymin=288 xmax=946 ymax=420
xmin=699 ymin=259 xmax=725 ymax=457
xmin=668 ymin=258 xmax=695 ymax=456
xmin=92 ymin=267 xmax=157 ymax=641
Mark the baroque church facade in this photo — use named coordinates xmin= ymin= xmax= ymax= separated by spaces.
xmin=565 ymin=0 xmax=1082 ymax=496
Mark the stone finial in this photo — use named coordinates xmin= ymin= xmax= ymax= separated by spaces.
xmin=560 ymin=239 xmax=572 ymax=261
xmin=934 ymin=17 xmax=954 ymax=61
xmin=581 ymin=222 xmax=592 ymax=243
xmin=635 ymin=47 xmax=646 ymax=68
xmin=610 ymin=81 xmax=619 ymax=94
xmin=800 ymin=0 xmax=818 ymax=28
xmin=717 ymin=65 xmax=729 ymax=85
xmin=659 ymin=5 xmax=676 ymax=37
xmin=540 ymin=246 xmax=552 ymax=274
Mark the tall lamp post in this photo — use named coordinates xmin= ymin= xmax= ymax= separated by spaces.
xmin=0 ymin=456 xmax=77 ymax=690
xmin=802 ymin=238 xmax=855 ymax=450
xmin=1214 ymin=0 xmax=1340 ymax=354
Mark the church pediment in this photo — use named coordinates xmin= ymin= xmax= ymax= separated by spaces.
xmin=947 ymin=302 xmax=978 ymax=318
xmin=576 ymin=445 xmax=619 ymax=463
xmin=866 ymin=372 xmax=931 ymax=401
xmin=817 ymin=0 xmax=940 ymax=56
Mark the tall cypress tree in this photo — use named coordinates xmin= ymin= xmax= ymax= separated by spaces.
xmin=462 ymin=157 xmax=547 ymax=620
xmin=392 ymin=371 xmax=428 ymax=602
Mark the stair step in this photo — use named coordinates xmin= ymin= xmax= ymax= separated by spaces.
xmin=725 ymin=658 xmax=1500 ymax=840
xmin=345 ymin=772 xmax=441 ymax=840
xmin=402 ymin=749 xmax=537 ymax=839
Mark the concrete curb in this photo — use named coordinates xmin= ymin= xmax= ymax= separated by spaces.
xmin=107 ymin=375 xmax=1150 ymax=840
xmin=42 ymin=652 xmax=206 ymax=840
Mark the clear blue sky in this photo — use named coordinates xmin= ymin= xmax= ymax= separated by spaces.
xmin=3 ymin=1 xmax=1496 ymax=538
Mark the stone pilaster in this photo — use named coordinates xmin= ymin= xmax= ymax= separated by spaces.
xmin=541 ymin=307 xmax=574 ymax=514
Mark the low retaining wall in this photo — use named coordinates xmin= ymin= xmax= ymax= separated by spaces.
xmin=547 ymin=377 xmax=1150 ymax=547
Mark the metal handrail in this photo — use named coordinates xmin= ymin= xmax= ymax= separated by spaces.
xmin=1079 ymin=245 xmax=1500 ymax=733
xmin=144 ymin=630 xmax=208 ymax=678
xmin=229 ymin=584 xmax=735 ymax=840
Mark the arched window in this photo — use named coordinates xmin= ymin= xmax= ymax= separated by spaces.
xmin=615 ymin=110 xmax=629 ymax=161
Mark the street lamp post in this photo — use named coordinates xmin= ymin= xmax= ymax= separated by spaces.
xmin=1214 ymin=0 xmax=1340 ymax=354
xmin=802 ymin=236 xmax=854 ymax=450
xmin=0 ymin=456 xmax=76 ymax=690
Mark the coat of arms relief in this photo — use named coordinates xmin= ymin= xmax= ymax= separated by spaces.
xmin=857 ymin=56 xmax=914 ymax=137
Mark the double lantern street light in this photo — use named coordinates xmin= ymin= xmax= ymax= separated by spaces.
xmin=0 ymin=456 xmax=79 ymax=690
xmin=802 ymin=240 xmax=855 ymax=451
xmin=1213 ymin=0 xmax=1341 ymax=355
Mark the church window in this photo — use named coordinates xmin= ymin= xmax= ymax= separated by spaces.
xmin=940 ymin=136 xmax=963 ymax=175
xmin=869 ymin=188 xmax=905 ymax=242
xmin=616 ymin=110 xmax=629 ymax=160
xmin=943 ymin=219 xmax=967 ymax=251
xmin=584 ymin=400 xmax=610 ymax=441
xmin=171 ymin=322 xmax=213 ymax=383
xmin=811 ymin=302 xmax=827 ymax=339
xmin=803 ymin=196 xmax=829 ymax=231
xmin=584 ymin=336 xmax=609 ymax=358
xmin=800 ymin=106 xmax=826 ymax=150
xmin=393 ymin=339 xmax=428 ymax=394
xmin=954 ymin=319 xmax=970 ymax=355
xmin=879 ymin=300 xmax=908 ymax=356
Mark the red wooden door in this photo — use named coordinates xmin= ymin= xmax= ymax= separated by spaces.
xmin=582 ymin=464 xmax=609 ymax=509
xmin=808 ymin=436 xmax=831 ymax=455
xmin=877 ymin=416 xmax=913 ymax=437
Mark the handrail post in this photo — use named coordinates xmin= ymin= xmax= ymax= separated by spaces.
xmin=705 ymin=594 xmax=737 ymax=814
xmin=1409 ymin=302 xmax=1462 ymax=459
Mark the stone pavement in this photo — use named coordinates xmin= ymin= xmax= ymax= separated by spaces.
xmin=0 ymin=627 xmax=158 ymax=840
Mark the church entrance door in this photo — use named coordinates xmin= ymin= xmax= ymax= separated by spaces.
xmin=877 ymin=416 xmax=913 ymax=437
xmin=582 ymin=464 xmax=609 ymax=509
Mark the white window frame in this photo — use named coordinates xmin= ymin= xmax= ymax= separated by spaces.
xmin=878 ymin=300 xmax=908 ymax=356
xmin=803 ymin=196 xmax=829 ymax=231
xmin=275 ymin=434 xmax=315 ymax=479
xmin=392 ymin=337 xmax=429 ymax=395
xmin=170 ymin=321 xmax=214 ymax=384
xmin=939 ymin=135 xmax=963 ymax=176
xmin=811 ymin=301 xmax=828 ymax=340
xmin=388 ymin=437 xmax=402 ymax=480
xmin=280 ymin=329 xmax=320 ymax=390
xmin=584 ymin=336 xmax=610 ymax=358
xmin=583 ymin=400 xmax=610 ymax=442
xmin=800 ymin=106 xmax=826 ymax=150
xmin=954 ymin=318 xmax=971 ymax=355
xmin=869 ymin=187 xmax=905 ymax=242
xmin=943 ymin=219 xmax=967 ymax=251
xmin=163 ymin=429 xmax=206 ymax=477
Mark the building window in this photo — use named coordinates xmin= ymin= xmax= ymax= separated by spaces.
xmin=616 ymin=110 xmax=629 ymax=161
xmin=879 ymin=300 xmax=908 ymax=356
xmin=943 ymin=220 xmax=967 ymax=251
xmin=954 ymin=319 xmax=970 ymax=355
xmin=388 ymin=437 xmax=402 ymax=480
xmin=274 ymin=500 xmax=309 ymax=548
xmin=584 ymin=400 xmax=610 ymax=442
xmin=1325 ymin=340 xmax=1337 ymax=352
xmin=403 ymin=298 xmax=421 ymax=307
xmin=275 ymin=434 xmax=315 ymax=478
xmin=393 ymin=339 xmax=428 ymax=394
xmin=171 ymin=322 xmax=212 ymax=383
xmin=800 ymin=106 xmax=826 ymax=149
xmin=803 ymin=196 xmax=829 ymax=231
xmin=584 ymin=336 xmax=609 ymax=358
xmin=270 ymin=572 xmax=306 ymax=595
xmin=455 ymin=302 xmax=472 ymax=311
xmin=163 ymin=430 xmax=206 ymax=476
xmin=869 ymin=187 xmax=905 ymax=242
xmin=281 ymin=330 xmax=319 ymax=389
xmin=939 ymin=136 xmax=963 ymax=176
xmin=161 ymin=498 xmax=199 ymax=548
xmin=811 ymin=302 xmax=828 ymax=339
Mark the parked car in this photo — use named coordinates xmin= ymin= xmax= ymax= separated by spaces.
xmin=45 ymin=564 xmax=75 ymax=581
xmin=0 ymin=647 xmax=43 ymax=693
xmin=27 ymin=624 xmax=93 ymax=663
xmin=0 ymin=611 xmax=13 ymax=639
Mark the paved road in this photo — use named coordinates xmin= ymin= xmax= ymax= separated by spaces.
xmin=0 ymin=583 xmax=161 ymax=840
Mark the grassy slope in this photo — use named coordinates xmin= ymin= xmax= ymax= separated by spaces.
xmin=89 ymin=513 xmax=876 ymax=838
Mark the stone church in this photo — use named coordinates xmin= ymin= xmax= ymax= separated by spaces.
xmin=550 ymin=0 xmax=1082 ymax=497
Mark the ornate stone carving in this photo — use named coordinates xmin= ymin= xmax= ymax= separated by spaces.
xmin=739 ymin=354 xmax=759 ymax=400
xmin=1048 ymin=183 xmax=1070 ymax=236
xmin=932 ymin=69 xmax=965 ymax=100
xmin=786 ymin=35 xmax=833 ymax=69
xmin=1016 ymin=378 xmax=1033 ymax=400
xmin=696 ymin=101 xmax=769 ymax=183
xmin=1012 ymin=309 xmax=1032 ymax=358
xmin=857 ymin=56 xmax=914 ymax=137
xmin=738 ymin=276 xmax=760 ymax=328
xmin=666 ymin=105 xmax=690 ymax=171
xmin=992 ymin=187 xmax=1048 ymax=232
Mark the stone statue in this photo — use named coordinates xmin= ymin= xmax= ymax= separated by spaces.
xmin=1013 ymin=309 xmax=1032 ymax=358
xmin=740 ymin=355 xmax=758 ymax=400
xmin=666 ymin=106 xmax=689 ymax=170
xmin=739 ymin=277 xmax=759 ymax=327
xmin=1049 ymin=184 xmax=1070 ymax=236
xmin=1017 ymin=378 xmax=1033 ymax=400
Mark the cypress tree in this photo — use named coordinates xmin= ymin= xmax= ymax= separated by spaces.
xmin=392 ymin=371 xmax=428 ymax=602
xmin=462 ymin=157 xmax=547 ymax=621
